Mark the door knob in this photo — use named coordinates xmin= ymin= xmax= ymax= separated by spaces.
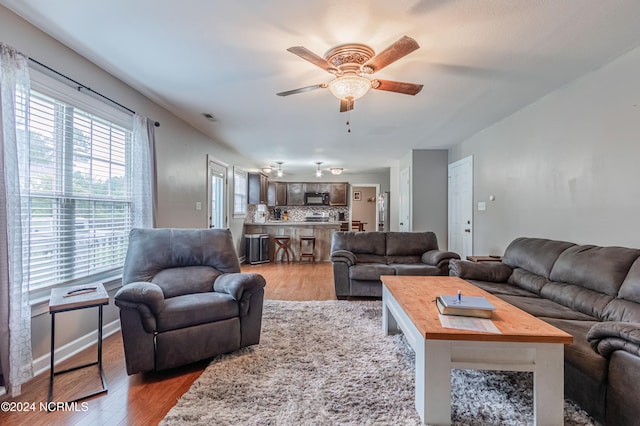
xmin=464 ymin=228 xmax=471 ymax=233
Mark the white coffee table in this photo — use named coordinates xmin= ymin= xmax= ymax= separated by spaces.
xmin=381 ymin=275 xmax=573 ymax=425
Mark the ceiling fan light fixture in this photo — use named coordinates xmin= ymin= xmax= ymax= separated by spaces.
xmin=262 ymin=166 xmax=272 ymax=174
xmin=328 ymin=75 xmax=371 ymax=100
xmin=330 ymin=167 xmax=343 ymax=175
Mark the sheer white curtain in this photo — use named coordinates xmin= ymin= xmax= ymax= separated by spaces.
xmin=132 ymin=114 xmax=156 ymax=228
xmin=0 ymin=43 xmax=33 ymax=397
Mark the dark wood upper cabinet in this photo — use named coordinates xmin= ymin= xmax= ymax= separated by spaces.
xmin=248 ymin=172 xmax=268 ymax=204
xmin=267 ymin=182 xmax=287 ymax=206
xmin=304 ymin=183 xmax=331 ymax=193
xmin=329 ymin=183 xmax=348 ymax=206
xmin=286 ymin=183 xmax=305 ymax=206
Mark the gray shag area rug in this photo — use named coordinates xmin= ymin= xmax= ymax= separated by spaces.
xmin=161 ymin=300 xmax=597 ymax=426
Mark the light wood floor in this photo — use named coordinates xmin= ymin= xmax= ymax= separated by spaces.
xmin=0 ymin=262 xmax=336 ymax=426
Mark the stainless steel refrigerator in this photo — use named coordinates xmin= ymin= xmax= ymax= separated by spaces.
xmin=378 ymin=191 xmax=390 ymax=231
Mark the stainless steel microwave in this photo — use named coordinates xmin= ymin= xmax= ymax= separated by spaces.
xmin=304 ymin=192 xmax=330 ymax=206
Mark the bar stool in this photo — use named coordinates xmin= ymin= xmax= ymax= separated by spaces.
xmin=299 ymin=235 xmax=316 ymax=262
xmin=274 ymin=235 xmax=292 ymax=263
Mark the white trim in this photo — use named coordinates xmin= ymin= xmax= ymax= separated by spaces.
xmin=32 ymin=319 xmax=121 ymax=377
xmin=28 ymin=68 xmax=133 ymax=129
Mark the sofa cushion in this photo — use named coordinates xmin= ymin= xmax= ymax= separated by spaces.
xmin=497 ymin=295 xmax=597 ymax=321
xmin=502 ymin=237 xmax=575 ymax=278
xmin=507 ymin=268 xmax=551 ymax=295
xmin=349 ymin=264 xmax=396 ymax=281
xmin=355 ymin=254 xmax=387 ymax=264
xmin=156 ymin=292 xmax=238 ymax=332
xmin=153 ymin=266 xmax=221 ymax=298
xmin=386 ymin=255 xmax=423 ymax=264
xmin=541 ymin=318 xmax=607 ymax=383
xmin=449 ymin=259 xmax=513 ymax=282
xmin=601 ymin=299 xmax=640 ymax=323
xmin=467 ymin=280 xmax=540 ymax=298
xmin=540 ymin=282 xmax=614 ymax=320
xmin=392 ymin=264 xmax=441 ymax=276
xmin=618 ymin=257 xmax=640 ymax=303
xmin=549 ymin=245 xmax=640 ymax=296
xmin=331 ymin=231 xmax=386 ymax=256
xmin=386 ymin=232 xmax=438 ymax=256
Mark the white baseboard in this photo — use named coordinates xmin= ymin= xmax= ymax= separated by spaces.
xmin=32 ymin=319 xmax=121 ymax=377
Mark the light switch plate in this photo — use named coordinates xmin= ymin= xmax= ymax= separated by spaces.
xmin=195 ymin=201 xmax=202 ymax=210
xmin=478 ymin=201 xmax=486 ymax=211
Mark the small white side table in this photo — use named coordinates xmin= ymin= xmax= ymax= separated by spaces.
xmin=48 ymin=283 xmax=109 ymax=404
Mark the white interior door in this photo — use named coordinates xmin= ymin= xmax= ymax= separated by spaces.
xmin=208 ymin=160 xmax=228 ymax=229
xmin=448 ymin=156 xmax=473 ymax=258
xmin=399 ymin=167 xmax=411 ymax=231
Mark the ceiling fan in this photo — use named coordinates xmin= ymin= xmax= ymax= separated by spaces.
xmin=277 ymin=36 xmax=423 ymax=112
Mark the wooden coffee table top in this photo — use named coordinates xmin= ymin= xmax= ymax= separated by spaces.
xmin=381 ymin=275 xmax=573 ymax=344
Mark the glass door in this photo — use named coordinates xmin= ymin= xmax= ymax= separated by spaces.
xmin=208 ymin=159 xmax=228 ymax=229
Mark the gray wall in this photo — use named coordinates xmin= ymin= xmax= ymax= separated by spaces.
xmin=0 ymin=5 xmax=258 ymax=365
xmin=412 ymin=150 xmax=448 ymax=247
xmin=390 ymin=150 xmax=448 ymax=246
xmin=449 ymin=44 xmax=640 ymax=255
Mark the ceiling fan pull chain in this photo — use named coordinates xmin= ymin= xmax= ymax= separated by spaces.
xmin=346 ymin=112 xmax=351 ymax=133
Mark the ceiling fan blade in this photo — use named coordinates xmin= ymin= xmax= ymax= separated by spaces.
xmin=287 ymin=46 xmax=339 ymax=74
xmin=276 ymin=83 xmax=327 ymax=97
xmin=339 ymin=98 xmax=354 ymax=112
xmin=371 ymin=79 xmax=423 ymax=96
xmin=361 ymin=36 xmax=420 ymax=74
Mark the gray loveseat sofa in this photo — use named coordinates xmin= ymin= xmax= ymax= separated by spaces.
xmin=449 ymin=237 xmax=640 ymax=425
xmin=114 ymin=228 xmax=266 ymax=375
xmin=330 ymin=231 xmax=459 ymax=299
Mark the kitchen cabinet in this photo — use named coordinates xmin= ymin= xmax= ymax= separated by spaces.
xmin=329 ymin=183 xmax=348 ymax=206
xmin=286 ymin=183 xmax=305 ymax=206
xmin=304 ymin=183 xmax=331 ymax=193
xmin=248 ymin=172 xmax=268 ymax=204
xmin=267 ymin=182 xmax=287 ymax=206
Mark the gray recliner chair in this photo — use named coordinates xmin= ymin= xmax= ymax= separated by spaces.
xmin=114 ymin=228 xmax=266 ymax=375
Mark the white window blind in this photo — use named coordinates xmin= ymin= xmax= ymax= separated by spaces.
xmin=17 ymin=85 xmax=133 ymax=292
xmin=233 ymin=167 xmax=247 ymax=217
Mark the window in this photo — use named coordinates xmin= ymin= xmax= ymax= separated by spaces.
xmin=208 ymin=160 xmax=227 ymax=229
xmin=233 ymin=167 xmax=248 ymax=217
xmin=17 ymin=73 xmax=134 ymax=293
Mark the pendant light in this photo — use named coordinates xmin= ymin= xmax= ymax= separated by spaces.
xmin=315 ymin=162 xmax=323 ymax=178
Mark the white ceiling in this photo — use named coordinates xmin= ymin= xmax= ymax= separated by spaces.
xmin=3 ymin=0 xmax=640 ymax=174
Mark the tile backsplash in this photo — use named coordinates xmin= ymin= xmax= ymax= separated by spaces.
xmin=246 ymin=205 xmax=349 ymax=222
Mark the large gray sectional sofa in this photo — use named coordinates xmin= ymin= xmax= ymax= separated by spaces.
xmin=330 ymin=231 xmax=460 ymax=299
xmin=449 ymin=237 xmax=640 ymax=425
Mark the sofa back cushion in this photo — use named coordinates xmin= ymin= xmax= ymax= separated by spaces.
xmin=603 ymin=258 xmax=640 ymax=322
xmin=502 ymin=237 xmax=575 ymax=278
xmin=386 ymin=255 xmax=423 ymax=265
xmin=508 ymin=268 xmax=551 ymax=295
xmin=331 ymin=231 xmax=386 ymax=256
xmin=618 ymin=257 xmax=640 ymax=303
xmin=540 ymin=282 xmax=614 ymax=320
xmin=549 ymin=245 xmax=640 ymax=296
xmin=123 ymin=228 xmax=241 ymax=286
xmin=153 ymin=266 xmax=221 ymax=298
xmin=386 ymin=232 xmax=438 ymax=256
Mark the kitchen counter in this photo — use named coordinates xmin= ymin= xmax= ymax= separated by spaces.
xmin=245 ymin=221 xmax=341 ymax=226
xmin=244 ymin=222 xmax=341 ymax=262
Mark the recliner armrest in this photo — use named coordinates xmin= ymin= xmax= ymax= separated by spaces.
xmin=587 ymin=322 xmax=640 ymax=358
xmin=448 ymin=259 xmax=513 ymax=282
xmin=331 ymin=249 xmax=357 ymax=266
xmin=214 ymin=273 xmax=266 ymax=301
xmin=115 ymin=282 xmax=165 ymax=313
xmin=421 ymin=249 xmax=460 ymax=266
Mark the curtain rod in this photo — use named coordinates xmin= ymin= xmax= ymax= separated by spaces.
xmin=28 ymin=57 xmax=160 ymax=127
